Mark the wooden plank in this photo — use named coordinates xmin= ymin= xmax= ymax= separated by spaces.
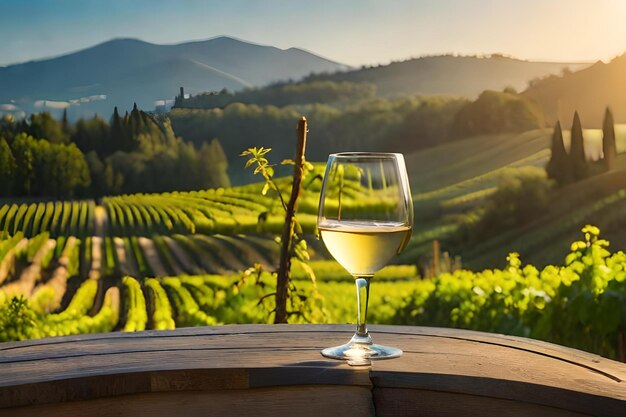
xmin=374 ymin=388 xmax=592 ymax=417
xmin=0 ymin=369 xmax=249 ymax=409
xmin=370 ymin=372 xmax=625 ymax=417
xmin=2 ymin=386 xmax=375 ymax=417
xmin=0 ymin=372 xmax=151 ymax=409
xmin=0 ymin=348 xmax=368 ymax=388
xmin=1 ymin=325 xmax=624 ymax=393
xmin=1 ymin=325 xmax=626 ymax=416
xmin=150 ymin=369 xmax=249 ymax=391
xmin=369 ymin=325 xmax=626 ymax=381
xmin=0 ymin=322 xmax=616 ymax=369
xmin=369 ymin=334 xmax=625 ymax=392
xmin=0 ymin=331 xmax=347 ymax=365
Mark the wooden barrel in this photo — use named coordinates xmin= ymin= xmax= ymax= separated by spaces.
xmin=1 ymin=324 xmax=625 ymax=416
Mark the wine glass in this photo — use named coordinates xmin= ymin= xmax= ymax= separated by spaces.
xmin=317 ymin=152 xmax=413 ymax=364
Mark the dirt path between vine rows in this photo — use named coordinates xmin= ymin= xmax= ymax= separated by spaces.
xmin=0 ymin=238 xmax=28 ymax=285
xmin=138 ymin=237 xmax=168 ymax=277
xmin=31 ymin=236 xmax=76 ymax=312
xmin=3 ymin=239 xmax=56 ymax=298
xmin=88 ymin=206 xmax=109 ymax=279
xmin=114 ymin=237 xmax=140 ymax=278
xmin=162 ymin=237 xmax=196 ymax=275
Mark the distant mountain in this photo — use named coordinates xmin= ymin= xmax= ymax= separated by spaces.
xmin=304 ymin=54 xmax=587 ymax=99
xmin=0 ymin=36 xmax=349 ymax=118
xmin=522 ymin=54 xmax=626 ymax=126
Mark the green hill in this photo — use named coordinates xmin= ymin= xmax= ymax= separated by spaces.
xmin=304 ymin=55 xmax=587 ymax=98
xmin=523 ymin=54 xmax=626 ymax=126
xmin=402 ymin=125 xmax=626 ymax=269
xmin=465 ymin=167 xmax=626 ymax=268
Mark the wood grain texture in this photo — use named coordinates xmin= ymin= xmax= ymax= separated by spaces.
xmin=373 ymin=388 xmax=592 ymax=417
xmin=0 ymin=325 xmax=625 ymax=416
xmin=2 ymin=386 xmax=375 ymax=417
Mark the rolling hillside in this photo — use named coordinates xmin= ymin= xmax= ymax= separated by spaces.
xmin=0 ymin=36 xmax=348 ymax=118
xmin=401 ymin=125 xmax=626 ymax=269
xmin=523 ymin=53 xmax=626 ymax=126
xmin=304 ymin=55 xmax=587 ymax=98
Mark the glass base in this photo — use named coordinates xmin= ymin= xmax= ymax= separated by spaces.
xmin=321 ymin=334 xmax=402 ymax=366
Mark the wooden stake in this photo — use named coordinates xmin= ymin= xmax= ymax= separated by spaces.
xmin=274 ymin=117 xmax=308 ymax=324
xmin=433 ymin=240 xmax=440 ymax=277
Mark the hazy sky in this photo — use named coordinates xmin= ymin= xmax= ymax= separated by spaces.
xmin=1 ymin=0 xmax=626 ymax=67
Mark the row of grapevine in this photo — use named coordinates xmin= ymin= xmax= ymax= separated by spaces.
xmin=0 ymin=233 xmax=56 ymax=300
xmin=0 ymin=201 xmax=95 ymax=238
xmin=30 ymin=236 xmax=78 ymax=313
xmin=122 ymin=276 xmax=147 ymax=332
xmin=0 ymin=229 xmax=421 ymax=341
xmin=0 ymin=231 xmax=415 ymax=307
xmin=0 ymin=170 xmax=376 ymax=241
xmin=104 ymin=192 xmax=272 ymax=236
xmin=101 ymin=166 xmax=373 ymax=237
xmin=145 ymin=278 xmax=175 ymax=330
xmin=7 ymin=225 xmax=626 ymax=361
xmin=36 ymin=286 xmax=120 ymax=339
xmin=0 ymin=233 xmax=27 ymax=288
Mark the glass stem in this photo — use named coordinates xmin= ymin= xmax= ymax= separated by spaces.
xmin=355 ymin=277 xmax=371 ymax=338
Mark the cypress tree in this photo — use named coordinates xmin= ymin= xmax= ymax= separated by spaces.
xmin=127 ymin=103 xmax=144 ymax=150
xmin=130 ymin=102 xmax=141 ymax=131
xmin=602 ymin=107 xmax=617 ymax=171
xmin=109 ymin=106 xmax=122 ymax=153
xmin=569 ymin=111 xmax=588 ymax=181
xmin=546 ymin=121 xmax=572 ymax=185
xmin=61 ymin=108 xmax=69 ymax=134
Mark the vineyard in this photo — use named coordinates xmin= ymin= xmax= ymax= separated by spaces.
xmin=0 ymin=201 xmax=95 ymax=238
xmin=0 ymin=168 xmax=422 ymax=341
xmin=4 ymin=129 xmax=626 ymax=360
xmin=3 ymin=211 xmax=626 ymax=361
xmin=0 ymin=228 xmax=421 ymax=340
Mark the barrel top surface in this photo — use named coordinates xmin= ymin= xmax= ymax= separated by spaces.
xmin=1 ymin=324 xmax=626 ymax=415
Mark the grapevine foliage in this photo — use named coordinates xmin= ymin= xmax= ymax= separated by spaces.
xmin=395 ymin=225 xmax=626 ymax=359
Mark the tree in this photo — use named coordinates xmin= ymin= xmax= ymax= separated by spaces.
xmin=0 ymin=137 xmax=16 ymax=196
xmin=602 ymin=107 xmax=617 ymax=171
xmin=26 ymin=112 xmax=67 ymax=144
xmin=8 ymin=133 xmax=90 ymax=197
xmin=451 ymin=90 xmax=545 ymax=138
xmin=569 ymin=111 xmax=588 ymax=181
xmin=29 ymin=138 xmax=90 ymax=197
xmin=459 ymin=167 xmax=553 ymax=243
xmin=546 ymin=121 xmax=572 ymax=185
xmin=61 ymin=108 xmax=70 ymax=135
xmin=385 ymin=98 xmax=467 ymax=153
xmin=72 ymin=116 xmax=108 ymax=155
xmin=10 ymin=133 xmax=35 ymax=195
xmin=109 ymin=106 xmax=123 ymax=154
xmin=84 ymin=151 xmax=108 ymax=196
xmin=199 ymin=139 xmax=230 ymax=188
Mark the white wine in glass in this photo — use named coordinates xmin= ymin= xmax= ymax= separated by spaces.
xmin=317 ymin=152 xmax=413 ymax=363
